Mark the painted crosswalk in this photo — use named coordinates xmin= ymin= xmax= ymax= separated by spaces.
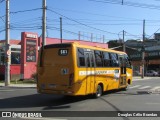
xmin=128 ymin=85 xmax=141 ymax=89
xmin=150 ymin=86 xmax=160 ymax=91
xmin=128 ymin=85 xmax=160 ymax=91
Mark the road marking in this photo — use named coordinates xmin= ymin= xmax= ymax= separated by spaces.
xmin=150 ymin=86 xmax=160 ymax=91
xmin=138 ymin=86 xmax=151 ymax=90
xmin=132 ymin=78 xmax=150 ymax=81
xmin=129 ymin=85 xmax=141 ymax=89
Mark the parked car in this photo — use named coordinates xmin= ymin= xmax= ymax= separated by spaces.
xmin=145 ymin=70 xmax=159 ymax=76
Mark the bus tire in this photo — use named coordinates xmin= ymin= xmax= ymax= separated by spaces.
xmin=95 ymin=84 xmax=103 ymax=98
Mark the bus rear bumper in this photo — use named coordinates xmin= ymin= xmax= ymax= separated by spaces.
xmin=38 ymin=89 xmax=75 ymax=96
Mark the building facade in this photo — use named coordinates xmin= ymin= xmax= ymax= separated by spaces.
xmin=108 ymin=38 xmax=160 ymax=75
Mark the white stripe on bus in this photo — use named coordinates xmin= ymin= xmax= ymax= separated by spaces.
xmin=79 ymin=70 xmax=115 ymax=76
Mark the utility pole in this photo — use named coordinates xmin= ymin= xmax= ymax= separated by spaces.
xmin=5 ymin=0 xmax=10 ymax=86
xmin=122 ymin=0 xmax=124 ymax=5
xmin=103 ymin=35 xmax=105 ymax=43
xmin=78 ymin=31 xmax=81 ymax=40
xmin=60 ymin=17 xmax=62 ymax=43
xmin=123 ymin=30 xmax=125 ymax=52
xmin=42 ymin=0 xmax=46 ymax=46
xmin=40 ymin=0 xmax=46 ymax=67
xmin=91 ymin=33 xmax=93 ymax=42
xmin=141 ymin=19 xmax=145 ymax=79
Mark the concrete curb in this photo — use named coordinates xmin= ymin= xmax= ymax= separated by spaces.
xmin=133 ymin=77 xmax=159 ymax=81
xmin=0 ymin=83 xmax=36 ymax=88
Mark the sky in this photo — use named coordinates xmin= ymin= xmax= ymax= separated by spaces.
xmin=1 ymin=0 xmax=160 ymax=43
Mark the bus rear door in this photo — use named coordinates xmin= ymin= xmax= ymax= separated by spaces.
xmin=119 ymin=55 xmax=127 ymax=88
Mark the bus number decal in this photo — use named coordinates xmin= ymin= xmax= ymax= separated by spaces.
xmin=59 ymin=49 xmax=68 ymax=56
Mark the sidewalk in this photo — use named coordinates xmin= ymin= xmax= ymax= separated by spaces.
xmin=0 ymin=77 xmax=159 ymax=88
xmin=133 ymin=76 xmax=150 ymax=81
xmin=0 ymin=82 xmax=36 ymax=88
xmin=132 ymin=76 xmax=159 ymax=81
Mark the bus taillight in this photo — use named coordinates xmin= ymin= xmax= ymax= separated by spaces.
xmin=69 ymin=73 xmax=74 ymax=86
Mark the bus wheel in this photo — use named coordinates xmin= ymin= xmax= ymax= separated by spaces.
xmin=95 ymin=85 xmax=102 ymax=98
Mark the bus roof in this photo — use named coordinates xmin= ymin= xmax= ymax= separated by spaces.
xmin=71 ymin=42 xmax=126 ymax=55
xmin=44 ymin=42 xmax=126 ymax=55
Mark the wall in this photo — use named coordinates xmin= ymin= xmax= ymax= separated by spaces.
xmin=0 ymin=65 xmax=20 ymax=80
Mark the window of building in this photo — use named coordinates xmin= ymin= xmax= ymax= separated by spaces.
xmin=0 ymin=50 xmax=5 ymax=65
xmin=11 ymin=52 xmax=21 ymax=64
xmin=11 ymin=47 xmax=21 ymax=65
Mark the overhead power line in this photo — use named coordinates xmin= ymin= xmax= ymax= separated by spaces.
xmin=10 ymin=17 xmax=41 ymax=26
xmin=89 ymin=0 xmax=160 ymax=10
xmin=0 ymin=0 xmax=5 ymax=3
xmin=0 ymin=16 xmax=5 ymax=23
xmin=125 ymin=31 xmax=142 ymax=39
xmin=10 ymin=8 xmax=42 ymax=14
xmin=148 ymin=27 xmax=160 ymax=39
xmin=49 ymin=6 xmax=142 ymax=21
xmin=47 ymin=8 xmax=119 ymax=35
xmin=11 ymin=26 xmax=41 ymax=30
xmin=0 ymin=29 xmax=5 ymax=33
xmin=47 ymin=23 xmax=143 ymax=26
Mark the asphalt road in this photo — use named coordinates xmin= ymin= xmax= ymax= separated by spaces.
xmin=0 ymin=77 xmax=160 ymax=120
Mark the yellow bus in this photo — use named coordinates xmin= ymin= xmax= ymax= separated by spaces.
xmin=37 ymin=42 xmax=132 ymax=98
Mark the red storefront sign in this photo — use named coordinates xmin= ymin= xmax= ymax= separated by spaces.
xmin=20 ymin=32 xmax=38 ymax=79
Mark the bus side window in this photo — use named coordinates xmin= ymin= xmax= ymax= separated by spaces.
xmin=103 ymin=52 xmax=110 ymax=67
xmin=90 ymin=53 xmax=95 ymax=67
xmin=110 ymin=53 xmax=119 ymax=67
xmin=119 ymin=57 xmax=123 ymax=67
xmin=86 ymin=53 xmax=90 ymax=67
xmin=94 ymin=50 xmax=103 ymax=67
xmin=124 ymin=55 xmax=131 ymax=68
xmin=77 ymin=48 xmax=85 ymax=67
